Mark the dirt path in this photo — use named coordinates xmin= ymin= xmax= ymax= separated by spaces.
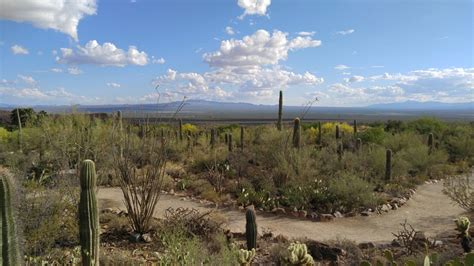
xmin=98 ymin=179 xmax=466 ymax=244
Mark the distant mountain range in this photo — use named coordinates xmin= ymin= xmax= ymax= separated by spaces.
xmin=367 ymin=101 xmax=473 ymax=110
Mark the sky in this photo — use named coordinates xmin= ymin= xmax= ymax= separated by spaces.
xmin=0 ymin=0 xmax=473 ymax=107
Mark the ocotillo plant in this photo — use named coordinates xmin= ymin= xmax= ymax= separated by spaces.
xmin=316 ymin=121 xmax=322 ymax=145
xmin=210 ymin=129 xmax=216 ymax=149
xmin=79 ymin=160 xmax=100 ymax=266
xmin=240 ymin=126 xmax=244 ymax=151
xmin=292 ymin=118 xmax=301 ymax=149
xmin=178 ymin=119 xmax=183 ymax=141
xmin=277 ymin=90 xmax=283 ymax=131
xmin=385 ymin=149 xmax=392 ymax=181
xmin=428 ymin=133 xmax=434 ymax=154
xmin=246 ymin=206 xmax=257 ymax=250
xmin=0 ymin=173 xmax=20 ymax=265
xmin=353 ymin=119 xmax=358 ymax=137
xmin=228 ymin=133 xmax=233 ymax=152
xmin=16 ymin=108 xmax=22 ymax=152
xmin=335 ymin=124 xmax=341 ymax=140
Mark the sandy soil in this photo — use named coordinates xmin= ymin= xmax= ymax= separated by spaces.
xmin=98 ymin=178 xmax=467 ymax=244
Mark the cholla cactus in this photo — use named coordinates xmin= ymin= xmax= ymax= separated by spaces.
xmin=237 ymin=248 xmax=256 ymax=266
xmin=455 ymin=216 xmax=472 ymax=252
xmin=284 ymin=242 xmax=314 ymax=265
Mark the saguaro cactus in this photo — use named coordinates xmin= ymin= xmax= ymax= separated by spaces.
xmin=385 ymin=149 xmax=392 ymax=181
xmin=246 ymin=206 xmax=257 ymax=250
xmin=428 ymin=133 xmax=434 ymax=154
xmin=316 ymin=121 xmax=322 ymax=145
xmin=228 ymin=133 xmax=233 ymax=152
xmin=240 ymin=126 xmax=244 ymax=151
xmin=335 ymin=124 xmax=341 ymax=140
xmin=16 ymin=108 xmax=22 ymax=152
xmin=117 ymin=111 xmax=123 ymax=158
xmin=0 ymin=174 xmax=20 ymax=265
xmin=337 ymin=142 xmax=343 ymax=161
xmin=353 ymin=119 xmax=357 ymax=136
xmin=210 ymin=129 xmax=216 ymax=149
xmin=277 ymin=90 xmax=283 ymax=131
xmin=178 ymin=119 xmax=183 ymax=141
xmin=293 ymin=118 xmax=301 ymax=149
xmin=79 ymin=160 xmax=100 ymax=266
xmin=225 ymin=133 xmax=229 ymax=145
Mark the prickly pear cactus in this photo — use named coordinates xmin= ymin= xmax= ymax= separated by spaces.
xmin=237 ymin=248 xmax=256 ymax=266
xmin=0 ymin=173 xmax=20 ymax=266
xmin=79 ymin=160 xmax=100 ymax=266
xmin=245 ymin=206 xmax=257 ymax=250
xmin=284 ymin=242 xmax=315 ymax=265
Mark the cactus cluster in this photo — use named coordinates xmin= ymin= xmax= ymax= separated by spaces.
xmin=284 ymin=242 xmax=314 ymax=265
xmin=79 ymin=160 xmax=100 ymax=266
xmin=293 ymin=118 xmax=301 ymax=149
xmin=237 ymin=248 xmax=256 ymax=266
xmin=245 ymin=206 xmax=257 ymax=251
xmin=0 ymin=174 xmax=20 ymax=266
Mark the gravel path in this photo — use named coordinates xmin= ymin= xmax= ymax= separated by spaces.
xmin=98 ymin=178 xmax=466 ymax=244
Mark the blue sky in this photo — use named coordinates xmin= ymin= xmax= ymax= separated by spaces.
xmin=0 ymin=0 xmax=473 ymax=106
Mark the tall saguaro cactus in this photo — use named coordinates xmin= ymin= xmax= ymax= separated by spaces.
xmin=292 ymin=118 xmax=301 ymax=149
xmin=228 ymin=133 xmax=233 ymax=152
xmin=0 ymin=174 xmax=20 ymax=266
xmin=353 ymin=119 xmax=357 ymax=137
xmin=210 ymin=129 xmax=216 ymax=149
xmin=79 ymin=160 xmax=100 ymax=266
xmin=178 ymin=119 xmax=183 ymax=141
xmin=316 ymin=121 xmax=322 ymax=145
xmin=117 ymin=111 xmax=123 ymax=158
xmin=385 ymin=149 xmax=392 ymax=181
xmin=240 ymin=126 xmax=244 ymax=151
xmin=428 ymin=133 xmax=434 ymax=154
xmin=277 ymin=90 xmax=283 ymax=131
xmin=245 ymin=206 xmax=257 ymax=251
xmin=16 ymin=108 xmax=22 ymax=153
xmin=335 ymin=124 xmax=341 ymax=140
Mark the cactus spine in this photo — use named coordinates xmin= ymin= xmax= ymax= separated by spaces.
xmin=79 ymin=160 xmax=100 ymax=266
xmin=210 ymin=129 xmax=216 ymax=149
xmin=240 ymin=126 xmax=244 ymax=151
xmin=293 ymin=118 xmax=301 ymax=149
xmin=385 ymin=149 xmax=392 ymax=181
xmin=228 ymin=133 xmax=233 ymax=152
xmin=277 ymin=90 xmax=283 ymax=131
xmin=245 ymin=206 xmax=257 ymax=250
xmin=0 ymin=174 xmax=20 ymax=266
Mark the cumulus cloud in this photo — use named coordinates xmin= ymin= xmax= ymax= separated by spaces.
xmin=238 ymin=0 xmax=271 ymax=18
xmin=225 ymin=26 xmax=235 ymax=35
xmin=344 ymin=75 xmax=365 ymax=83
xmin=0 ymin=0 xmax=96 ymax=41
xmin=11 ymin=45 xmax=29 ymax=55
xmin=203 ymin=29 xmax=321 ymax=68
xmin=297 ymin=31 xmax=316 ymax=37
xmin=18 ymin=75 xmax=36 ymax=85
xmin=51 ymin=68 xmax=63 ymax=73
xmin=334 ymin=64 xmax=350 ymax=71
xmin=68 ymin=67 xmax=82 ymax=75
xmin=336 ymin=29 xmax=355 ymax=35
xmin=106 ymin=82 xmax=121 ymax=88
xmin=57 ymin=40 xmax=149 ymax=67
xmin=152 ymin=56 xmax=165 ymax=64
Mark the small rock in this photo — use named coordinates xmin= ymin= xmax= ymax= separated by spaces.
xmin=320 ymin=214 xmax=334 ymax=222
xmin=361 ymin=211 xmax=371 ymax=216
xmin=391 ymin=203 xmax=399 ymax=210
xmin=433 ymin=240 xmax=443 ymax=247
xmin=309 ymin=212 xmax=319 ymax=220
xmin=169 ymin=189 xmax=175 ymax=194
xmin=380 ymin=204 xmax=391 ymax=212
xmin=275 ymin=234 xmax=289 ymax=242
xmin=298 ymin=210 xmax=307 ymax=218
xmin=141 ymin=233 xmax=153 ymax=243
xmin=307 ymin=241 xmax=346 ymax=261
xmin=358 ymin=242 xmax=375 ymax=249
xmin=102 ymin=208 xmax=114 ymax=214
xmin=414 ymin=231 xmax=427 ymax=243
xmin=333 ymin=211 xmax=343 ymax=218
xmin=129 ymin=233 xmax=141 ymax=243
xmin=272 ymin=207 xmax=286 ymax=215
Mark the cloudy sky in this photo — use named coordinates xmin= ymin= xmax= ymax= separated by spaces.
xmin=0 ymin=0 xmax=472 ymax=106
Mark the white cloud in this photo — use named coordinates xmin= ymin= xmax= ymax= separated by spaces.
xmin=0 ymin=0 xmax=97 ymax=41
xmin=18 ymin=75 xmax=36 ymax=85
xmin=344 ymin=75 xmax=365 ymax=83
xmin=336 ymin=29 xmax=355 ymax=35
xmin=152 ymin=56 xmax=166 ymax=64
xmin=203 ymin=29 xmax=321 ymax=68
xmin=238 ymin=0 xmax=271 ymax=18
xmin=297 ymin=31 xmax=316 ymax=37
xmin=51 ymin=68 xmax=63 ymax=73
xmin=11 ymin=44 xmax=29 ymax=55
xmin=67 ymin=67 xmax=82 ymax=75
xmin=57 ymin=40 xmax=149 ymax=67
xmin=106 ymin=82 xmax=121 ymax=88
xmin=225 ymin=26 xmax=235 ymax=35
xmin=334 ymin=64 xmax=350 ymax=71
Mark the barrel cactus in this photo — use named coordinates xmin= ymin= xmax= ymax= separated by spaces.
xmin=293 ymin=118 xmax=301 ymax=149
xmin=455 ymin=216 xmax=472 ymax=252
xmin=0 ymin=173 xmax=20 ymax=265
xmin=284 ymin=242 xmax=314 ymax=265
xmin=79 ymin=160 xmax=100 ymax=266
xmin=277 ymin=90 xmax=283 ymax=131
xmin=385 ymin=149 xmax=392 ymax=181
xmin=238 ymin=248 xmax=256 ymax=266
xmin=246 ymin=206 xmax=257 ymax=250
